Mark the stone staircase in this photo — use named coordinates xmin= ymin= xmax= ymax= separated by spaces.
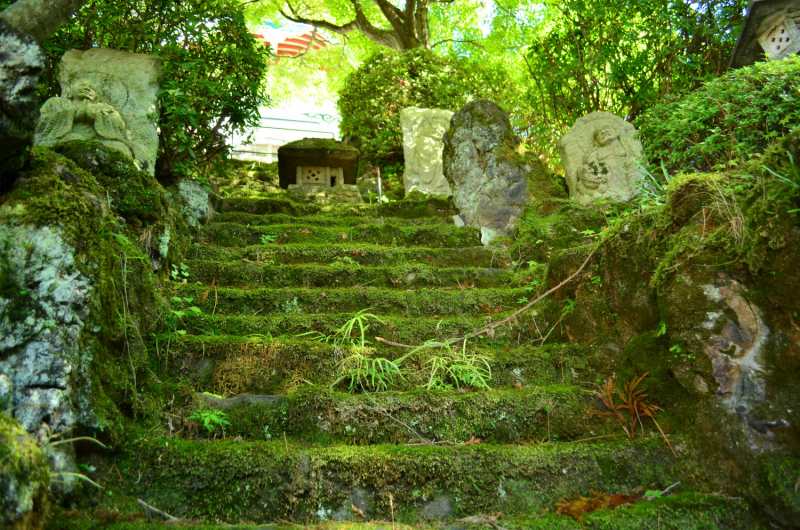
xmin=111 ymin=186 xmax=765 ymax=528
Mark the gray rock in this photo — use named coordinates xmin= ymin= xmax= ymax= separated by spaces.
xmin=177 ymin=179 xmax=212 ymax=227
xmin=0 ymin=222 xmax=95 ymax=443
xmin=0 ymin=21 xmax=44 ymax=170
xmin=421 ymin=495 xmax=453 ymax=519
xmin=443 ymin=100 xmax=545 ymax=236
xmin=197 ymin=392 xmax=288 ymax=413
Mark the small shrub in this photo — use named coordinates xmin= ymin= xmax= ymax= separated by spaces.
xmin=637 ymin=56 xmax=800 ymax=176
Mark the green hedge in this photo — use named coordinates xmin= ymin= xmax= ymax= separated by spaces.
xmin=636 ymin=56 xmax=800 ymax=175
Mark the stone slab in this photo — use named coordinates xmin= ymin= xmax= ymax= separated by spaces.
xmin=400 ymin=106 xmax=453 ymax=196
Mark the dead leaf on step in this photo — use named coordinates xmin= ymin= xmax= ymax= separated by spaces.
xmin=463 ymin=436 xmax=483 ymax=446
xmin=556 ymin=491 xmax=641 ymax=529
xmin=456 ymin=513 xmax=504 ymax=529
xmin=351 ymin=504 xmax=365 ymax=518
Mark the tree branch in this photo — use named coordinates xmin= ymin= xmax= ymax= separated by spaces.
xmin=0 ymin=0 xmax=88 ymax=43
xmin=376 ymin=244 xmax=599 ymax=350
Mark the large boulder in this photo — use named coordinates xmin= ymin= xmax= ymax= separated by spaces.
xmin=442 ymin=100 xmax=556 ymax=244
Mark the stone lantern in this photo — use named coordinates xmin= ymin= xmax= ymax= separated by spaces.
xmin=277 ymin=138 xmax=362 ymax=203
xmin=730 ymin=0 xmax=800 ymax=69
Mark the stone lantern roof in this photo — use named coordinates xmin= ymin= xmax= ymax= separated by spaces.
xmin=730 ymin=0 xmax=800 ymax=69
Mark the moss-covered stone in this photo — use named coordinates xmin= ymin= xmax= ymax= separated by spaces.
xmin=118 ymin=438 xmax=679 ymax=523
xmin=0 ymin=413 xmax=50 ymax=530
xmin=201 ymin=222 xmax=480 ymax=248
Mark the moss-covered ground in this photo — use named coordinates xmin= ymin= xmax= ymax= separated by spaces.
xmin=23 ymin=135 xmax=800 ymax=529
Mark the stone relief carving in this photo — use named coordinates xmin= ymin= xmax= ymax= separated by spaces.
xmin=558 ymin=111 xmax=646 ymax=205
xmin=400 ymin=107 xmax=453 ymax=196
xmin=35 ymin=79 xmax=134 ymax=158
xmin=33 ymin=48 xmax=161 ymax=174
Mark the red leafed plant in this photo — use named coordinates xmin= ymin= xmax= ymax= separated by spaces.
xmin=556 ymin=491 xmax=641 ymax=529
xmin=592 ymin=372 xmax=674 ymax=454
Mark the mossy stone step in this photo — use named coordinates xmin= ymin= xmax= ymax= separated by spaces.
xmin=183 ymin=261 xmax=520 ymax=289
xmin=43 ymin=494 xmax=769 ymax=529
xmin=201 ymin=222 xmax=480 ymax=248
xmin=210 ymin=212 xmax=456 ymax=227
xmin=190 ymin=243 xmax=512 ymax=268
xmin=210 ymin=385 xmax=614 ymax=445
xmin=170 ymin=285 xmax=530 ymax=316
xmin=183 ymin=313 xmax=539 ymax=346
xmin=113 ymin=439 xmax=680 ymax=524
xmin=169 ymin=336 xmax=597 ymax=395
xmin=215 ymin=196 xmax=455 ymax=219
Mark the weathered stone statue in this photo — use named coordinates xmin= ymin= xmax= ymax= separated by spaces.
xmin=33 ymin=48 xmax=161 ymax=174
xmin=558 ymin=112 xmax=646 ymax=205
xmin=400 ymin=107 xmax=453 ymax=197
xmin=36 ymin=79 xmax=133 ymax=158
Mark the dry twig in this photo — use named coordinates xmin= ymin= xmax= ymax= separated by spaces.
xmin=376 ymin=245 xmax=599 ymax=350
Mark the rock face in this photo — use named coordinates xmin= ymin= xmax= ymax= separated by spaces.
xmin=34 ymin=48 xmax=161 ymax=174
xmin=0 ymin=21 xmax=45 ymax=175
xmin=558 ymin=111 xmax=646 ymax=205
xmin=278 ymin=138 xmax=360 ymax=190
xmin=443 ymin=100 xmax=547 ymax=242
xmin=400 ymin=107 xmax=453 ymax=197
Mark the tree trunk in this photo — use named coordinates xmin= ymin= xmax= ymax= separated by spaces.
xmin=0 ymin=0 xmax=88 ymax=185
xmin=0 ymin=0 xmax=88 ymax=44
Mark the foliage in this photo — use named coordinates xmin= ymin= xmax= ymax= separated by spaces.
xmin=763 ymin=152 xmax=800 ymax=213
xmin=332 ymin=352 xmax=404 ymax=392
xmin=337 ymin=48 xmax=505 ymax=163
xmin=40 ymin=0 xmax=272 ymax=182
xmin=298 ymin=308 xmax=383 ymax=353
xmin=637 ymin=56 xmax=800 ymax=175
xmin=591 ymin=373 xmax=673 ymax=453
xmin=188 ymin=409 xmax=231 ymax=434
xmin=422 ymin=339 xmax=492 ymax=390
xmin=556 ymin=490 xmax=642 ymax=529
xmin=492 ymin=0 xmax=746 ymax=165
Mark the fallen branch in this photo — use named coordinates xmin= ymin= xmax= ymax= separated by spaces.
xmin=137 ymin=499 xmax=181 ymax=524
xmin=376 ymin=244 xmax=599 ymax=351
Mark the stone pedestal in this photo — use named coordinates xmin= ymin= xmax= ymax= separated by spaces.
xmin=278 ymin=138 xmax=359 ymax=189
xmin=400 ymin=107 xmax=453 ymax=197
xmin=33 ymin=48 xmax=161 ymax=174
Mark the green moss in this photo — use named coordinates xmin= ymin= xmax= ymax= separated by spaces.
xmin=43 ymin=492 xmax=769 ymax=529
xmin=170 ymin=284 xmax=528 ymax=317
xmin=183 ymin=261 xmax=519 ymax=289
xmin=191 ymin=242 xmax=510 ymax=268
xmin=110 ymin=438 xmax=679 ymax=523
xmin=0 ymin=413 xmax=51 ymax=530
xmin=201 ymin=222 xmax=480 ymax=248
xmin=222 ymin=384 xmax=612 ymax=444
